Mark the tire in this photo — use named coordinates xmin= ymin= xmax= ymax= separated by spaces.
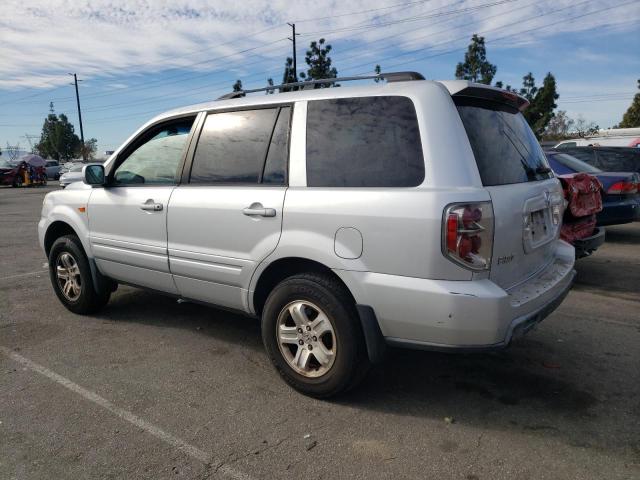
xmin=48 ymin=235 xmax=111 ymax=314
xmin=262 ymin=272 xmax=370 ymax=398
xmin=12 ymin=176 xmax=22 ymax=188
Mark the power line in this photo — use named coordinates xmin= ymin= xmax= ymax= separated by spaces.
xmin=293 ymin=0 xmax=434 ymax=23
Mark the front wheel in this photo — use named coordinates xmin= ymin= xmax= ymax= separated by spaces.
xmin=49 ymin=235 xmax=111 ymax=314
xmin=262 ymin=273 xmax=369 ymax=398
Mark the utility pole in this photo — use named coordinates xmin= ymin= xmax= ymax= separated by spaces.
xmin=69 ymin=73 xmax=86 ymax=161
xmin=287 ymin=23 xmax=300 ymax=81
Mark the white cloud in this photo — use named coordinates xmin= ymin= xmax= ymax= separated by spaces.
xmin=0 ymin=0 xmax=637 ymax=90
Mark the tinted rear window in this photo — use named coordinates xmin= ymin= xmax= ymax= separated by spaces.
xmin=306 ymin=96 xmax=424 ymax=187
xmin=547 ymin=152 xmax=600 ymax=174
xmin=595 ymin=148 xmax=640 ymax=173
xmin=191 ymin=108 xmax=278 ymax=184
xmin=455 ymin=97 xmax=552 ymax=186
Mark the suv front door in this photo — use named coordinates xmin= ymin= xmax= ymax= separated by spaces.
xmin=167 ymin=106 xmax=291 ymax=310
xmin=88 ymin=116 xmax=197 ymax=293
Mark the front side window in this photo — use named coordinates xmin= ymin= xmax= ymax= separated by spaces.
xmin=306 ymin=96 xmax=424 ymax=187
xmin=190 ymin=107 xmax=289 ymax=184
xmin=113 ymin=117 xmax=195 ymax=185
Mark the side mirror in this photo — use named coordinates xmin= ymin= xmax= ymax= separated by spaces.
xmin=83 ymin=164 xmax=105 ymax=186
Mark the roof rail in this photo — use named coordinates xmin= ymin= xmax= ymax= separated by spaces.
xmin=217 ymin=71 xmax=425 ymax=100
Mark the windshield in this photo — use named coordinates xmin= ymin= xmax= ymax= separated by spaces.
xmin=0 ymin=159 xmax=14 ymax=168
xmin=455 ymin=97 xmax=553 ymax=186
xmin=70 ymin=164 xmax=84 ymax=172
xmin=548 ymin=152 xmax=601 ymax=174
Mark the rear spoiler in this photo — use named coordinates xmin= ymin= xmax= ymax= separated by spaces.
xmin=438 ymin=81 xmax=529 ymax=112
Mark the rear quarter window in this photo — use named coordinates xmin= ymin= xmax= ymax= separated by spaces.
xmin=306 ymin=96 xmax=424 ymax=187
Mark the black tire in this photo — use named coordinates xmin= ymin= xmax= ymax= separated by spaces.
xmin=262 ymin=272 xmax=370 ymax=398
xmin=48 ymin=235 xmax=111 ymax=314
xmin=12 ymin=176 xmax=22 ymax=188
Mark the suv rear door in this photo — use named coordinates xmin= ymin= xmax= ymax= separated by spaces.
xmin=167 ymin=105 xmax=291 ymax=310
xmin=454 ymin=93 xmax=564 ymax=290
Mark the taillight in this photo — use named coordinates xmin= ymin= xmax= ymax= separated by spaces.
xmin=443 ymin=202 xmax=494 ymax=270
xmin=607 ymin=181 xmax=637 ymax=195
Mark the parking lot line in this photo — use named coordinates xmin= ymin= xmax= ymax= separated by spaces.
xmin=0 ymin=346 xmax=255 ymax=480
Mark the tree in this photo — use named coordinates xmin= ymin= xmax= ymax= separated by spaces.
xmin=574 ymin=116 xmax=599 ymax=138
xmin=279 ymin=57 xmax=298 ymax=92
xmin=455 ymin=34 xmax=496 ymax=85
xmin=374 ymin=64 xmax=382 ymax=83
xmin=494 ymin=80 xmax=514 ymax=92
xmin=543 ymin=110 xmax=574 ymax=140
xmin=618 ymin=79 xmax=640 ymax=128
xmin=266 ymin=78 xmax=275 ymax=95
xmin=524 ymin=73 xmax=559 ymax=137
xmin=35 ymin=112 xmax=81 ymax=161
xmin=519 ymin=72 xmax=537 ymax=102
xmin=232 ymin=80 xmax=243 ymax=92
xmin=299 ymin=38 xmax=338 ymax=88
xmin=77 ymin=138 xmax=98 ymax=161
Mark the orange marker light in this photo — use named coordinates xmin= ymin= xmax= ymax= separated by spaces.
xmin=78 ymin=207 xmax=86 ymax=213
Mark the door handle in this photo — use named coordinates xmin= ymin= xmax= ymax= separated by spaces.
xmin=243 ymin=203 xmax=276 ymax=217
xmin=140 ymin=199 xmax=163 ymax=212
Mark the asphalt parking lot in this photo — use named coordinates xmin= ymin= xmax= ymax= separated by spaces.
xmin=1 ymin=184 xmax=639 ymax=480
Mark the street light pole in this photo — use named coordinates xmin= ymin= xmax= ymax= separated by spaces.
xmin=69 ymin=73 xmax=86 ymax=161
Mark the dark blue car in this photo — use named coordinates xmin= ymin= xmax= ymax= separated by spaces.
xmin=545 ymin=151 xmax=640 ymax=227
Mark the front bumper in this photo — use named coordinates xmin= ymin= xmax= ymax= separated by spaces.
xmin=337 ymin=241 xmax=576 ymax=350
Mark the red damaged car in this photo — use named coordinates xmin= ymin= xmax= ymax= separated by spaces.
xmin=558 ymin=172 xmax=605 ymax=258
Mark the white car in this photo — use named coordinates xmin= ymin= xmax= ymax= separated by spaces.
xmin=38 ymin=72 xmax=575 ymax=397
xmin=59 ymin=163 xmax=100 ymax=188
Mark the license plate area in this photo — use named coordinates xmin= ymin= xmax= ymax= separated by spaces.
xmin=529 ymin=209 xmax=549 ymax=243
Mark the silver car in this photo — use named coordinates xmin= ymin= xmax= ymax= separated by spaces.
xmin=38 ymin=73 xmax=575 ymax=397
xmin=59 ymin=163 xmax=101 ymax=188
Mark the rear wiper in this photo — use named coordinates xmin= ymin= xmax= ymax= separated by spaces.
xmin=536 ymin=166 xmax=552 ymax=174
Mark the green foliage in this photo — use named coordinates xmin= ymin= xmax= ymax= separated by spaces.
xmin=35 ymin=112 xmax=81 ymax=161
xmin=280 ymin=57 xmax=298 ymax=92
xmin=520 ymin=73 xmax=559 ymax=138
xmin=232 ymin=80 xmax=243 ymax=92
xmin=455 ymin=34 xmax=496 ymax=85
xmin=374 ymin=64 xmax=382 ymax=83
xmin=266 ymin=78 xmax=275 ymax=95
xmin=618 ymin=79 xmax=640 ymax=128
xmin=299 ymin=38 xmax=338 ymax=88
xmin=519 ymin=72 xmax=537 ymax=101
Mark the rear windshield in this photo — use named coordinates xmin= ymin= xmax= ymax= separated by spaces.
xmin=455 ymin=97 xmax=553 ymax=186
xmin=547 ymin=152 xmax=601 ymax=174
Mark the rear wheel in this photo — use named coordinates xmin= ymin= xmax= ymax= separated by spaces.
xmin=49 ymin=235 xmax=111 ymax=314
xmin=12 ymin=176 xmax=22 ymax=188
xmin=262 ymin=273 xmax=369 ymax=398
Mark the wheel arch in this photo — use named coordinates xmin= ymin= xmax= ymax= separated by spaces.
xmin=44 ymin=221 xmax=78 ymax=257
xmin=44 ymin=220 xmax=113 ymax=294
xmin=251 ymin=257 xmax=357 ymax=317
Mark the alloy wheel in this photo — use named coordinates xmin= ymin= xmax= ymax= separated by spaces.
xmin=276 ymin=300 xmax=337 ymax=378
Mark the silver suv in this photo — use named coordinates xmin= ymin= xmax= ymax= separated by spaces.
xmin=38 ymin=72 xmax=575 ymax=397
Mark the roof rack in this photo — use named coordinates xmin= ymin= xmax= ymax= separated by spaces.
xmin=217 ymin=71 xmax=425 ymax=100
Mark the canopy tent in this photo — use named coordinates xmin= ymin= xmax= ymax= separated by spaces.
xmin=20 ymin=154 xmax=46 ymax=167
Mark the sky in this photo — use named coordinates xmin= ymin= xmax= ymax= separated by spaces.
xmin=1 ymin=0 xmax=639 ymax=155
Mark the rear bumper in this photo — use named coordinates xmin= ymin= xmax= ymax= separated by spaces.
xmin=335 ymin=241 xmax=576 ymax=350
xmin=597 ymin=198 xmax=640 ymax=226
xmin=573 ymin=227 xmax=605 ymax=258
